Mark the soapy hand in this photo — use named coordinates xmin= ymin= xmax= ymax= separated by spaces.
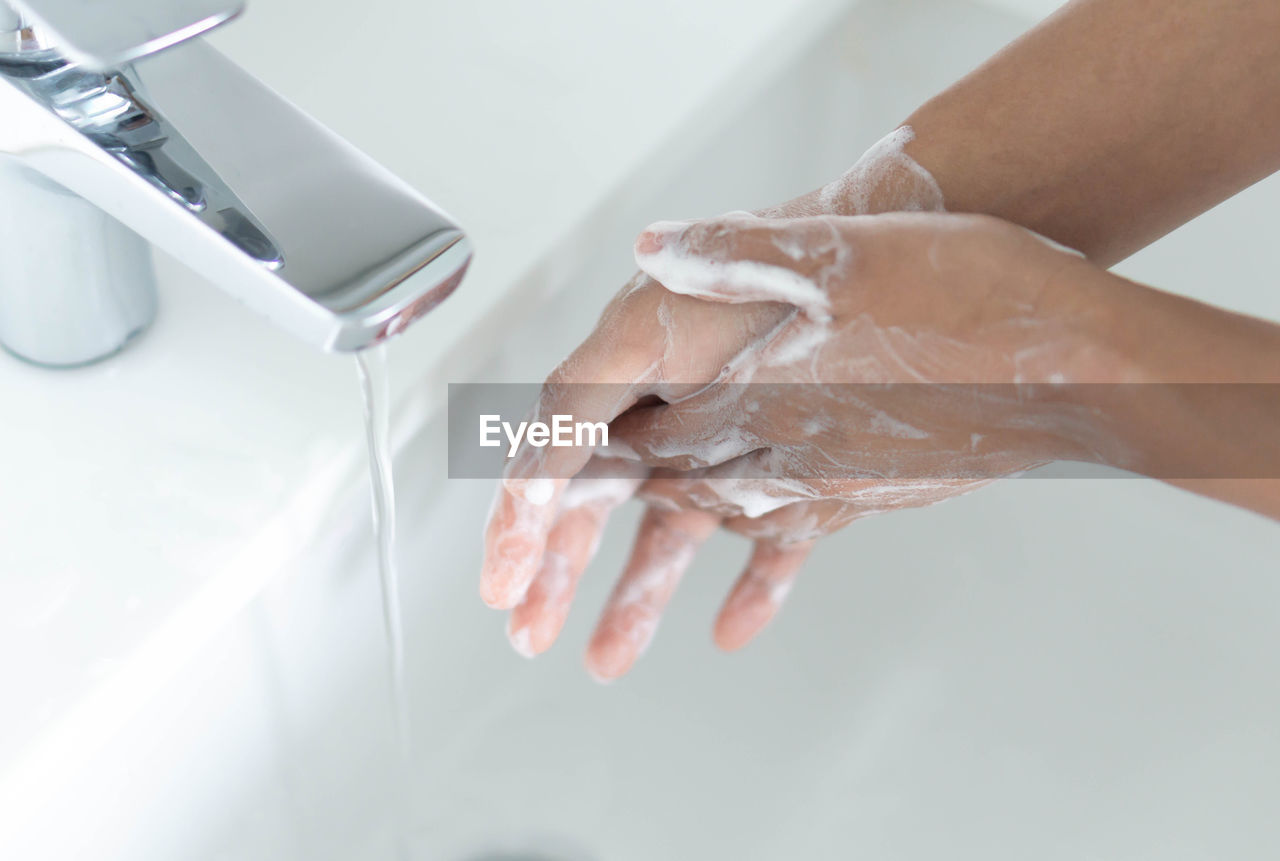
xmin=480 ymin=129 xmax=1071 ymax=679
xmin=619 ymin=211 xmax=1124 ymax=533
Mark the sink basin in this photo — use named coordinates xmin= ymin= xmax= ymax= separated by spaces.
xmin=4 ymin=1 xmax=1280 ymax=859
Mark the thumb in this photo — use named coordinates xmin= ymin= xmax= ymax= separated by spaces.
xmin=634 ymin=212 xmax=847 ymax=322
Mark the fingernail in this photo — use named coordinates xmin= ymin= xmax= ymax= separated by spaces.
xmin=634 ymin=231 xmax=664 ymax=255
xmin=635 ymin=220 xmax=690 ymax=255
xmin=584 ymin=655 xmax=619 ymax=684
xmin=506 ymin=616 xmax=537 ymax=659
xmin=584 ymin=642 xmax=621 ymax=682
xmin=586 ymin=666 xmax=616 ymax=685
xmin=480 ymin=576 xmax=513 ymax=609
xmin=585 ymin=630 xmax=639 ymax=682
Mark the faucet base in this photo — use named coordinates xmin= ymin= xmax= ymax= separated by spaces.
xmin=0 ymin=316 xmax=153 ymax=369
xmin=0 ymin=159 xmax=158 ymax=368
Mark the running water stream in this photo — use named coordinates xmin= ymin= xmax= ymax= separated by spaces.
xmin=354 ymin=345 xmax=414 ymax=858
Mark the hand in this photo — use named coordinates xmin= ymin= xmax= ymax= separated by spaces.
xmin=481 ymin=132 xmax=996 ymax=680
xmin=618 ymin=211 xmax=1124 ymax=530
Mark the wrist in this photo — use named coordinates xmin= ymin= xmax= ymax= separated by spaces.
xmin=1039 ymin=264 xmax=1280 ymax=480
xmin=1014 ymin=261 xmax=1159 ymax=472
xmin=771 ymin=126 xmax=947 ymax=218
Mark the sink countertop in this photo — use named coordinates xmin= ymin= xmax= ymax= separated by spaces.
xmin=0 ymin=0 xmax=853 ymax=803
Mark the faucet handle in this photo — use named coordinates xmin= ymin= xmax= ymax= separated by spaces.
xmin=4 ymin=0 xmax=242 ymax=69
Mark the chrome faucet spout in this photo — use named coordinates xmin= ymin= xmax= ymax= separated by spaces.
xmin=0 ymin=0 xmax=471 ymax=366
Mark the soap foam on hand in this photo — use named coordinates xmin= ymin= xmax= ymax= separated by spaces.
xmin=503 ymin=457 xmax=650 ymax=660
xmin=634 ymin=213 xmax=835 ymax=323
xmin=519 ymin=478 xmax=556 ymax=506
xmin=482 ymin=122 xmax=1115 ymax=676
xmin=483 ymin=126 xmax=959 ymax=670
xmin=817 ymin=125 xmax=946 ymax=216
xmin=612 ymin=200 xmax=1127 ymax=548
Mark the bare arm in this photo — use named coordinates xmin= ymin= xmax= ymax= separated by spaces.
xmin=812 ymin=0 xmax=1280 ymax=265
xmin=1076 ymin=263 xmax=1280 ymax=518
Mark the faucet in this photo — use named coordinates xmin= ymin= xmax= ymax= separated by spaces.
xmin=0 ymin=0 xmax=472 ymax=367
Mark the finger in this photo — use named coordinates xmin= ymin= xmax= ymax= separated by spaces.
xmin=506 ymin=459 xmax=648 ymax=656
xmin=503 ymin=336 xmax=652 ymax=501
xmin=609 ymin=390 xmax=757 ymax=471
xmin=713 ymin=539 xmax=814 ymax=651
xmin=584 ymin=507 xmax=721 ymax=681
xmin=505 ymin=503 xmax=607 ymax=657
xmin=503 ymin=384 xmax=640 ymax=501
xmin=480 ymin=482 xmax=564 ymax=609
xmin=634 ymin=213 xmax=853 ymax=321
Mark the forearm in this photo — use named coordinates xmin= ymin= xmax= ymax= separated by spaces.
xmin=829 ymin=0 xmax=1280 ymax=265
xmin=1062 ymin=263 xmax=1280 ymax=518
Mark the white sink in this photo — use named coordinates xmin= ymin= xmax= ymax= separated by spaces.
xmin=5 ymin=1 xmax=1280 ymax=859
